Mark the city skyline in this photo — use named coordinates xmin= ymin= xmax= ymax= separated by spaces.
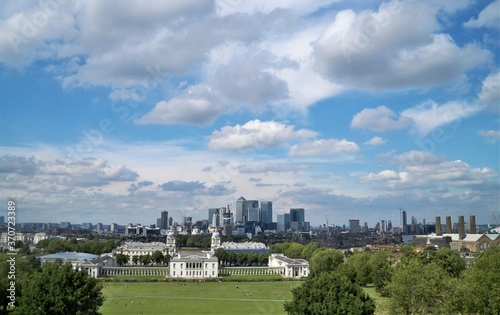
xmin=1 ymin=1 xmax=499 ymax=227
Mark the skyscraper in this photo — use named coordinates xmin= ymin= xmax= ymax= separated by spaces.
xmin=260 ymin=201 xmax=273 ymax=224
xmin=290 ymin=208 xmax=305 ymax=231
xmin=157 ymin=211 xmax=168 ymax=230
xmin=208 ymin=208 xmax=221 ymax=227
xmin=277 ymin=213 xmax=290 ymax=232
xmin=235 ymin=197 xmax=259 ymax=223
xmin=402 ymin=210 xmax=407 ymax=234
xmin=247 ymin=207 xmax=260 ymax=222
xmin=235 ymin=196 xmax=246 ymax=222
xmin=349 ymin=219 xmax=360 ymax=233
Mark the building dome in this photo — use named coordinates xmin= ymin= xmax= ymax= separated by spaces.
xmin=167 ymin=230 xmax=175 ymax=237
xmin=212 ymin=231 xmax=220 ymax=238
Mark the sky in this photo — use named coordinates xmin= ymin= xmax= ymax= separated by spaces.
xmin=0 ymin=0 xmax=499 ymax=228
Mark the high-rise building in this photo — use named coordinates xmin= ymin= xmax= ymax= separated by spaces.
xmin=349 ymin=219 xmax=360 ymax=233
xmin=158 ymin=211 xmax=168 ymax=230
xmin=235 ymin=197 xmax=259 ymax=223
xmin=247 ymin=207 xmax=260 ymax=222
xmin=277 ymin=213 xmax=290 ymax=232
xmin=290 ymin=208 xmax=305 ymax=231
xmin=260 ymin=201 xmax=273 ymax=224
xmin=235 ymin=196 xmax=246 ymax=222
xmin=82 ymin=223 xmax=92 ymax=230
xmin=402 ymin=210 xmax=407 ymax=234
xmin=380 ymin=220 xmax=387 ymax=233
xmin=110 ymin=223 xmax=118 ymax=234
xmin=96 ymin=223 xmax=103 ymax=234
xmin=208 ymin=208 xmax=221 ymax=227
xmin=222 ymin=206 xmax=233 ymax=226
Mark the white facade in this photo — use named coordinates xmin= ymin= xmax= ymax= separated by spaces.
xmin=37 ymin=252 xmax=116 ymax=278
xmin=169 ymin=253 xmax=218 ymax=279
xmin=33 ymin=232 xmax=48 ymax=245
xmin=116 ymin=241 xmax=171 ymax=264
xmin=268 ymin=253 xmax=309 ymax=278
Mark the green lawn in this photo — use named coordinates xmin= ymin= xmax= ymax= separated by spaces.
xmin=100 ymin=281 xmax=301 ymax=315
xmin=363 ymin=285 xmax=390 ymax=315
xmin=100 ymin=280 xmax=390 ymax=315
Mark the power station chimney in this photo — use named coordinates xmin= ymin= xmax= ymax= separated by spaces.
xmin=446 ymin=216 xmax=452 ymax=234
xmin=435 ymin=216 xmax=442 ymax=236
xmin=458 ymin=216 xmax=465 ymax=240
xmin=469 ymin=215 xmax=476 ymax=234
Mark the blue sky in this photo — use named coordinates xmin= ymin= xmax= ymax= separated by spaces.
xmin=1 ymin=0 xmax=499 ymax=228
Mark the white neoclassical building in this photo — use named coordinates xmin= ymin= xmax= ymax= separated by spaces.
xmin=115 ymin=230 xmax=177 ymax=265
xmin=169 ymin=253 xmax=219 ymax=279
xmin=268 ymin=253 xmax=309 ymax=278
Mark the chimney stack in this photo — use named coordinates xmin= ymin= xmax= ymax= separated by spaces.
xmin=458 ymin=216 xmax=465 ymax=240
xmin=469 ymin=215 xmax=476 ymax=234
xmin=446 ymin=216 xmax=452 ymax=234
xmin=435 ymin=216 xmax=442 ymax=236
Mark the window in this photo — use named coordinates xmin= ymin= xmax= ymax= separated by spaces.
xmin=173 ymin=263 xmax=176 ymax=268
xmin=173 ymin=271 xmax=176 ymax=276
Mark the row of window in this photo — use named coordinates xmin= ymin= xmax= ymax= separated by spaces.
xmin=172 ymin=263 xmax=216 ymax=269
xmin=172 ymin=270 xmax=216 ymax=277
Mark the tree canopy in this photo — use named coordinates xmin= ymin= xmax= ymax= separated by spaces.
xmin=284 ymin=271 xmax=375 ymax=315
xmin=309 ymin=248 xmax=344 ymax=276
xmin=16 ymin=262 xmax=103 ymax=315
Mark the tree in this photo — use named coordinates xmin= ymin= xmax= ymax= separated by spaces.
xmin=458 ymin=246 xmax=500 ymax=314
xmin=301 ymin=242 xmax=320 ymax=261
xmin=17 ymin=262 xmax=103 ymax=315
xmin=285 ymin=243 xmax=304 ymax=259
xmin=284 ymin=271 xmax=375 ymax=315
xmin=423 ymin=247 xmax=465 ymax=277
xmin=115 ymin=253 xmax=129 ymax=266
xmin=214 ymin=248 xmax=227 ymax=265
xmin=151 ymin=250 xmax=164 ymax=266
xmin=386 ymin=257 xmax=451 ymax=314
xmin=369 ymin=251 xmax=392 ymax=295
xmin=345 ymin=251 xmax=372 ymax=285
xmin=271 ymin=242 xmax=291 ymax=254
xmin=139 ymin=254 xmax=151 ymax=266
xmin=309 ymin=248 xmax=344 ymax=277
xmin=132 ymin=255 xmax=140 ymax=265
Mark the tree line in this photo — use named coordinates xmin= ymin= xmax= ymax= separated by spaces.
xmin=114 ymin=251 xmax=170 ymax=267
xmin=283 ymin=243 xmax=500 ymax=315
xmin=0 ymin=254 xmax=103 ymax=315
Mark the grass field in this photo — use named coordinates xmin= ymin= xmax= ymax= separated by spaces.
xmin=363 ymin=285 xmax=390 ymax=315
xmin=100 ymin=281 xmax=300 ymax=315
xmin=100 ymin=280 xmax=390 ymax=315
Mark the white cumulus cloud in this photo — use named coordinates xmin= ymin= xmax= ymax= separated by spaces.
xmin=464 ymin=0 xmax=500 ymax=29
xmin=289 ymin=139 xmax=359 ymax=156
xmin=351 ymin=105 xmax=412 ymax=132
xmin=209 ymin=120 xmax=317 ymax=151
